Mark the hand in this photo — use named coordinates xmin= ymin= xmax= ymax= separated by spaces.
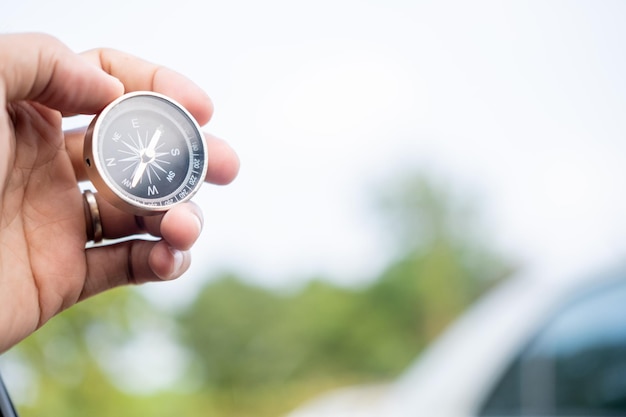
xmin=0 ymin=33 xmax=240 ymax=353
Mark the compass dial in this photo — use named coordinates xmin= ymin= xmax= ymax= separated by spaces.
xmin=84 ymin=92 xmax=208 ymax=215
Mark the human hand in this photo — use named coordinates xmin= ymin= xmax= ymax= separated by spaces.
xmin=0 ymin=33 xmax=240 ymax=353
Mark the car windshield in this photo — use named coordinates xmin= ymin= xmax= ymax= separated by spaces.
xmin=479 ymin=278 xmax=626 ymax=416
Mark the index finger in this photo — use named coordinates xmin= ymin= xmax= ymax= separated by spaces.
xmin=0 ymin=33 xmax=123 ymax=114
xmin=80 ymin=48 xmax=214 ymax=125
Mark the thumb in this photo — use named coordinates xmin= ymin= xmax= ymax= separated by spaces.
xmin=0 ymin=33 xmax=123 ymax=114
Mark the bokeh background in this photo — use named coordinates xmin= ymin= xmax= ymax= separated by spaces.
xmin=2 ymin=1 xmax=626 ymax=416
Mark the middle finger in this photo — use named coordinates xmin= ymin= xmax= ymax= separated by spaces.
xmin=65 ymin=127 xmax=239 ymax=185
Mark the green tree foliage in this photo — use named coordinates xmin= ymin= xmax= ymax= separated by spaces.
xmin=2 ymin=173 xmax=512 ymax=417
xmin=174 ymin=173 xmax=511 ymax=415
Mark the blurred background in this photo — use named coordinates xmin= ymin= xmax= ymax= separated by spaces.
xmin=2 ymin=1 xmax=626 ymax=416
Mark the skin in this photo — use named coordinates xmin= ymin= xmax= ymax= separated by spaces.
xmin=0 ymin=33 xmax=240 ymax=353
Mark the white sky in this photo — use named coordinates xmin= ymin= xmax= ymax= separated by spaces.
xmin=4 ymin=0 xmax=626 ymax=304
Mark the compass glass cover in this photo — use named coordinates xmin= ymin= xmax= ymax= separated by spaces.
xmin=93 ymin=94 xmax=206 ymax=209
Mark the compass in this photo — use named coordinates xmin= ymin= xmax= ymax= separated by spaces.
xmin=84 ymin=91 xmax=208 ymax=216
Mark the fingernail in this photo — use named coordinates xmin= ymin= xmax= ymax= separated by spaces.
xmin=193 ymin=213 xmax=203 ymax=235
xmin=169 ymin=247 xmax=185 ymax=278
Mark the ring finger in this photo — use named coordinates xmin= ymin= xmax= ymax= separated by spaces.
xmin=83 ymin=190 xmax=203 ymax=250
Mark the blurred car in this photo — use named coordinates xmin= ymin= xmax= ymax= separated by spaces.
xmin=286 ymin=264 xmax=626 ymax=417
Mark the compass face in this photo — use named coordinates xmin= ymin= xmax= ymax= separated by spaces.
xmin=84 ymin=92 xmax=208 ymax=215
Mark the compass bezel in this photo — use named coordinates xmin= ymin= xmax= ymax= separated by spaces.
xmin=84 ymin=91 xmax=208 ymax=216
